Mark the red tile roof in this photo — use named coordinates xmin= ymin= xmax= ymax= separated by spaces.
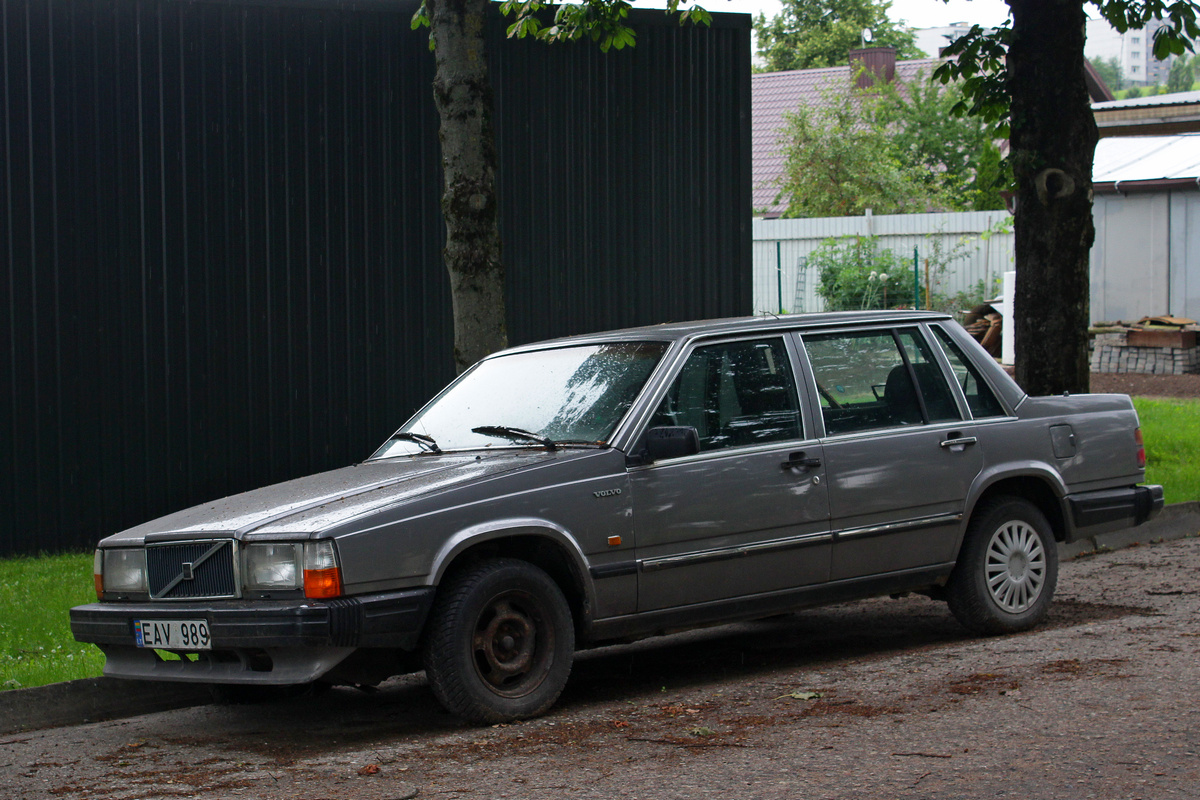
xmin=752 ymin=58 xmax=944 ymax=216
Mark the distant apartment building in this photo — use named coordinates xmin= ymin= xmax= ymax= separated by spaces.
xmin=915 ymin=19 xmax=1170 ymax=88
xmin=1085 ymin=16 xmax=1169 ymax=86
xmin=912 ymin=23 xmax=979 ymax=58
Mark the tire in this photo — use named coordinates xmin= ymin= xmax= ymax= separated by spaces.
xmin=947 ymin=496 xmax=1059 ymax=635
xmin=422 ymin=558 xmax=575 ymax=724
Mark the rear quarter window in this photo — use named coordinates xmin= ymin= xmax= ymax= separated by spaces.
xmin=932 ymin=325 xmax=1007 ymax=419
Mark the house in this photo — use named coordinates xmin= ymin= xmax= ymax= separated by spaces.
xmin=752 ymin=48 xmax=943 ymax=217
xmin=1093 ymin=91 xmax=1200 ymax=137
xmin=1091 ymin=134 xmax=1200 ymax=322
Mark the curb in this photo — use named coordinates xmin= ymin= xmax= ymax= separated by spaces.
xmin=3 ymin=503 xmax=1198 ymax=737
xmin=1057 ymin=500 xmax=1200 ymax=560
xmin=0 ymin=677 xmax=211 ymax=737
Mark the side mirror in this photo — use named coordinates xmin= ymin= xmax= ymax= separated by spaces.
xmin=643 ymin=426 xmax=700 ymax=463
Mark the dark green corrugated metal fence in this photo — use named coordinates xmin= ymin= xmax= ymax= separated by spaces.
xmin=0 ymin=0 xmax=751 ymax=555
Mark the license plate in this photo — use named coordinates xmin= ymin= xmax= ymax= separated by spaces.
xmin=134 ymin=619 xmax=212 ymax=650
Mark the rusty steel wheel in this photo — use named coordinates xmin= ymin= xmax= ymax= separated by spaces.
xmin=423 ymin=558 xmax=574 ymax=723
xmin=470 ymin=589 xmax=553 ymax=697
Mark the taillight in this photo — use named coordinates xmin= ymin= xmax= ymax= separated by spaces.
xmin=1135 ymin=427 xmax=1147 ymax=469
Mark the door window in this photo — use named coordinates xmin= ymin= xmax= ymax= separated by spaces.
xmin=651 ymin=338 xmax=802 ymax=451
xmin=931 ymin=325 xmax=1007 ymax=418
xmin=803 ymin=328 xmax=961 ymax=435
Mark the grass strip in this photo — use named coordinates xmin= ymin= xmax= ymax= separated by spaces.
xmin=1133 ymin=396 xmax=1200 ymax=505
xmin=0 ymin=552 xmax=105 ymax=690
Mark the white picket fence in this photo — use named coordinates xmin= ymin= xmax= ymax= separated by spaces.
xmin=752 ymin=210 xmax=1016 ymax=315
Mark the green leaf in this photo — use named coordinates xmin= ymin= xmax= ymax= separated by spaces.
xmin=410 ymin=1 xmax=430 ymax=30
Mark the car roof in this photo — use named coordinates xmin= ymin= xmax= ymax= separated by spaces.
xmin=494 ymin=310 xmax=955 ymax=357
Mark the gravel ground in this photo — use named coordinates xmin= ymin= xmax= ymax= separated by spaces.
xmin=1089 ymin=371 xmax=1200 ymax=399
xmin=3 ymin=535 xmax=1199 ymax=799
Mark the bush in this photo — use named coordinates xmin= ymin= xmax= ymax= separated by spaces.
xmin=811 ymin=236 xmax=916 ymax=310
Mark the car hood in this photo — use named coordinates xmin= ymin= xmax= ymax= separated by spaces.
xmin=104 ymin=450 xmax=588 ymax=545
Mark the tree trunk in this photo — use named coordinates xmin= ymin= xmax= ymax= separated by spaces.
xmin=428 ymin=0 xmax=508 ymax=373
xmin=1007 ymin=0 xmax=1096 ymax=395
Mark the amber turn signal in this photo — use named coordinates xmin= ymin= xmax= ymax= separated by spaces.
xmin=304 ymin=567 xmax=343 ymax=599
xmin=93 ymin=549 xmax=103 ymax=599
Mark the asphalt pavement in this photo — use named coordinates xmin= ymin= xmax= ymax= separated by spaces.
xmin=2 ymin=515 xmax=1199 ymax=798
xmin=2 ymin=502 xmax=1196 ymax=740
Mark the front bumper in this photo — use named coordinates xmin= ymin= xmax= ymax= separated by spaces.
xmin=1064 ymin=484 xmax=1165 ymax=541
xmin=70 ymin=587 xmax=435 ymax=685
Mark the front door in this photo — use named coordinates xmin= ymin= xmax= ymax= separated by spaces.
xmin=628 ymin=336 xmax=831 ymax=611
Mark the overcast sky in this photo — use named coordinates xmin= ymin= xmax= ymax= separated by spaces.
xmin=631 ymin=0 xmax=1013 ymax=31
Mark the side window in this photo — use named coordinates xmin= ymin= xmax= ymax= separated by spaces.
xmin=932 ymin=325 xmax=1007 ymax=418
xmin=803 ymin=328 xmax=961 ymax=435
xmin=651 ymin=338 xmax=802 ymax=451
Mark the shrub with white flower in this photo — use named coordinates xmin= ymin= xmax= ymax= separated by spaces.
xmin=811 ymin=236 xmax=915 ymax=310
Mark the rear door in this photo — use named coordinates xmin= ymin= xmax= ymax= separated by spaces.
xmin=798 ymin=326 xmax=983 ymax=581
xmin=628 ymin=335 xmax=831 ymax=611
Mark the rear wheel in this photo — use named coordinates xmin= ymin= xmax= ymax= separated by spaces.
xmin=423 ymin=558 xmax=574 ymax=723
xmin=947 ymin=496 xmax=1058 ymax=635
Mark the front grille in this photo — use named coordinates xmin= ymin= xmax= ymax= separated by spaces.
xmin=147 ymin=540 xmax=238 ymax=599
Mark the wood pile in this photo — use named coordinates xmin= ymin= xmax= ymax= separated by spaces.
xmin=1093 ymin=316 xmax=1198 ymax=348
xmin=963 ymin=303 xmax=1002 ymax=357
xmin=1090 ymin=315 xmax=1200 ymax=375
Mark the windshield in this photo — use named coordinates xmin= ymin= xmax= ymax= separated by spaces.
xmin=370 ymin=341 xmax=670 ymax=457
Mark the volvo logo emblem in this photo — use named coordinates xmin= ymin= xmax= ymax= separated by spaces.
xmin=593 ymin=488 xmax=622 ymax=498
xmin=181 ymin=562 xmax=195 ymax=580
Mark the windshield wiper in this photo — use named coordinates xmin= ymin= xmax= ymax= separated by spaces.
xmin=388 ymin=431 xmax=441 ymax=453
xmin=471 ymin=426 xmax=558 ymax=451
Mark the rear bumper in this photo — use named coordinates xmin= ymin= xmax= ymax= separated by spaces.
xmin=1064 ymin=484 xmax=1165 ymax=542
xmin=69 ymin=587 xmax=435 ymax=685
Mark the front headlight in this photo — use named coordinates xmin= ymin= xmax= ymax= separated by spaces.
xmin=244 ymin=543 xmax=302 ymax=591
xmin=102 ymin=548 xmax=148 ymax=594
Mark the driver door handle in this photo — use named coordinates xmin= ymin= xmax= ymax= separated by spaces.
xmin=782 ymin=452 xmax=822 ymax=471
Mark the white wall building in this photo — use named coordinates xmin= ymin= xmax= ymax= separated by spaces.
xmin=910 ymin=18 xmax=1170 ymax=88
xmin=912 ymin=23 xmax=978 ymax=57
xmin=1085 ymin=16 xmax=1169 ymax=87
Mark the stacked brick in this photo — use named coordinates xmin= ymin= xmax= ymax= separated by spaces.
xmin=1090 ymin=332 xmax=1200 ymax=374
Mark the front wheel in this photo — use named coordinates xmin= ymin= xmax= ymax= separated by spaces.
xmin=947 ymin=496 xmax=1059 ymax=635
xmin=423 ymin=558 xmax=575 ymax=723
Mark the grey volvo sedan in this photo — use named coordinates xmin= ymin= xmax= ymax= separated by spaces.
xmin=71 ymin=311 xmax=1163 ymax=722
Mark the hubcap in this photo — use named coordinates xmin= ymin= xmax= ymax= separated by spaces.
xmin=985 ymin=520 xmax=1047 ymax=613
